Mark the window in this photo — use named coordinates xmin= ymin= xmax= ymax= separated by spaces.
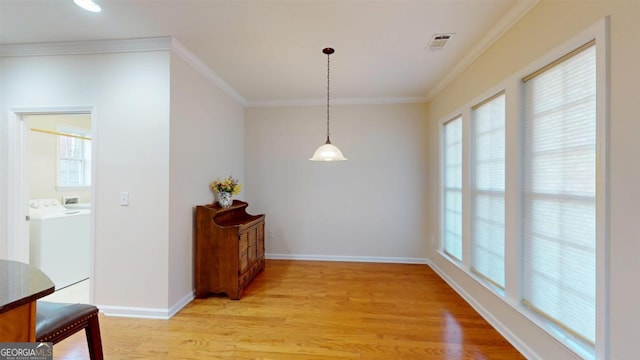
xmin=471 ymin=92 xmax=505 ymax=288
xmin=58 ymin=126 xmax=91 ymax=188
xmin=437 ymin=20 xmax=606 ymax=357
xmin=442 ymin=116 xmax=462 ymax=260
xmin=522 ymin=41 xmax=596 ymax=345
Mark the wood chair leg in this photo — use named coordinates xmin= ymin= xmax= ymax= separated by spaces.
xmin=85 ymin=314 xmax=104 ymax=360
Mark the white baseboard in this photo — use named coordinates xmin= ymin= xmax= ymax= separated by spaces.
xmin=98 ymin=290 xmax=194 ymax=320
xmin=427 ymin=260 xmax=540 ymax=360
xmin=96 ymin=256 xmax=429 ymax=319
xmin=96 ymin=256 xmax=540 ymax=359
xmin=266 ymin=253 xmax=428 ymax=265
xmin=168 ymin=291 xmax=195 ymax=318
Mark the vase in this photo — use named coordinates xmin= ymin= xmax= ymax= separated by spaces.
xmin=217 ymin=191 xmax=233 ymax=208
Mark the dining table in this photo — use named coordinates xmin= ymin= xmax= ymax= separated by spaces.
xmin=0 ymin=259 xmax=54 ymax=341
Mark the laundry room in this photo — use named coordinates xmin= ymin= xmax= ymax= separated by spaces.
xmin=27 ymin=113 xmax=92 ymax=303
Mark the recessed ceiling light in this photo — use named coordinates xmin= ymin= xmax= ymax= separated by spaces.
xmin=74 ymin=0 xmax=101 ymax=13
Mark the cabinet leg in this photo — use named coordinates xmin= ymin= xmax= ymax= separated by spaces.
xmin=229 ymin=288 xmax=243 ymax=300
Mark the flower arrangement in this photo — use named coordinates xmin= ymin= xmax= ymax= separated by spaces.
xmin=210 ymin=176 xmax=243 ymax=195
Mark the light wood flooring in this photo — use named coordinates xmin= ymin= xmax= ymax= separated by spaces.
xmin=52 ymin=260 xmax=525 ymax=359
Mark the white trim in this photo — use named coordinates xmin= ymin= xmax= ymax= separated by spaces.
xmin=246 ymin=96 xmax=427 ymax=108
xmin=99 ymin=290 xmax=194 ymax=319
xmin=425 ymin=0 xmax=539 ymax=101
xmin=435 ymin=248 xmax=590 ymax=358
xmin=10 ymin=106 xmax=99 ymax=115
xmin=247 ymin=1 xmax=537 ymax=108
xmin=266 ymin=253 xmax=428 ymax=265
xmin=170 ymin=38 xmax=247 ymax=106
xmin=0 ymin=37 xmax=248 ymax=107
xmin=461 ymin=106 xmax=472 ymax=266
xmin=434 ymin=17 xmax=609 ymax=359
xmin=5 ymin=111 xmax=28 ymax=262
xmin=428 ymin=258 xmax=542 ymax=360
xmin=99 ymin=305 xmax=172 ymax=320
xmin=0 ymin=37 xmax=173 ymax=57
xmin=503 ymin=77 xmax=523 ymax=308
xmin=169 ymin=291 xmax=195 ymax=318
xmin=7 ymin=106 xmax=98 ymax=303
xmin=7 ymin=106 xmax=97 ymax=262
xmin=440 ymin=114 xmax=464 ymax=262
xmin=594 ymin=16 xmax=610 ymax=360
xmin=0 ymin=1 xmax=538 ymax=109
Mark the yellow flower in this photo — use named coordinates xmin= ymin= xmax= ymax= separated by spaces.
xmin=210 ymin=176 xmax=243 ymax=195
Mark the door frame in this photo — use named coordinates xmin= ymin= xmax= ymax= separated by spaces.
xmin=7 ymin=106 xmax=96 ymax=272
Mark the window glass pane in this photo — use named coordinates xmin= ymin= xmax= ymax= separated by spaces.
xmin=522 ymin=44 xmax=596 ymax=344
xmin=443 ymin=116 xmax=462 ymax=260
xmin=57 ymin=127 xmax=91 ymax=187
xmin=471 ymin=93 xmax=505 ymax=287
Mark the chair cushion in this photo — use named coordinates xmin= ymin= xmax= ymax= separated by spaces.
xmin=36 ymin=301 xmax=99 ymax=341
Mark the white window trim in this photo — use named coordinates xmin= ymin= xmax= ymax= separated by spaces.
xmin=440 ymin=114 xmax=464 ymax=262
xmin=437 ymin=17 xmax=609 ymax=359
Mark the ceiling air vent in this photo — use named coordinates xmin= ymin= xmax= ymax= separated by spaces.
xmin=426 ymin=33 xmax=454 ymax=51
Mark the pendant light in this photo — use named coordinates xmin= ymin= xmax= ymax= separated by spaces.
xmin=310 ymin=47 xmax=348 ymax=161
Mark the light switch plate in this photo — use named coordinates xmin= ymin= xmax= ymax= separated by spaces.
xmin=120 ymin=192 xmax=129 ymax=206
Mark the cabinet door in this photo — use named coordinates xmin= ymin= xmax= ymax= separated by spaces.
xmin=247 ymin=226 xmax=257 ymax=265
xmin=239 ymin=231 xmax=249 ymax=274
xmin=257 ymin=223 xmax=265 ymax=259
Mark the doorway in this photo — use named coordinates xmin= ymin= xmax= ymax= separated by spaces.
xmin=10 ymin=109 xmax=96 ymax=304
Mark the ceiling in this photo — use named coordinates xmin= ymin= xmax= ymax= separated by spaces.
xmin=0 ymin=0 xmax=535 ymax=106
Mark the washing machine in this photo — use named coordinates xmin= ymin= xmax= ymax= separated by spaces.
xmin=29 ymin=198 xmax=91 ymax=290
xmin=62 ymin=196 xmax=92 ymax=210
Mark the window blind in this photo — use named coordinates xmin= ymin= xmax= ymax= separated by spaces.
xmin=471 ymin=92 xmax=505 ymax=288
xmin=58 ymin=129 xmax=91 ymax=187
xmin=522 ymin=42 xmax=596 ymax=344
xmin=443 ymin=116 xmax=463 ymax=260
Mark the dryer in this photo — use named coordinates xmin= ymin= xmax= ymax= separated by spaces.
xmin=29 ymin=199 xmax=90 ymax=290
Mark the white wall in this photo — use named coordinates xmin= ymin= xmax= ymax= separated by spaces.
xmin=245 ymin=103 xmax=428 ymax=262
xmin=0 ymin=51 xmax=172 ymax=312
xmin=168 ymin=52 xmax=245 ymax=309
xmin=425 ymin=1 xmax=640 ymax=359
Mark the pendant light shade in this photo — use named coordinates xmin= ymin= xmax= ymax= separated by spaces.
xmin=310 ymin=47 xmax=347 ymax=162
xmin=74 ymin=0 xmax=102 ymax=12
xmin=310 ymin=142 xmax=347 ymax=161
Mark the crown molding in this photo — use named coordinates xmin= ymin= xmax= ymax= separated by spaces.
xmin=0 ymin=37 xmax=173 ymax=57
xmin=424 ymin=0 xmax=539 ymax=101
xmin=169 ymin=38 xmax=247 ymax=106
xmin=0 ymin=0 xmax=537 ymax=109
xmin=0 ymin=36 xmax=248 ymax=106
xmin=246 ymin=96 xmax=427 ymax=108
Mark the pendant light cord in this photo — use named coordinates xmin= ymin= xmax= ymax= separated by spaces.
xmin=310 ymin=47 xmax=346 ymax=161
xmin=326 ymin=52 xmax=331 ymax=144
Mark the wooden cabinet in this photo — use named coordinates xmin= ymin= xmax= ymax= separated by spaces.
xmin=195 ymin=200 xmax=265 ymax=300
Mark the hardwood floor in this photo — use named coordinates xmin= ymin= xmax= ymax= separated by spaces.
xmin=52 ymin=260 xmax=525 ymax=359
